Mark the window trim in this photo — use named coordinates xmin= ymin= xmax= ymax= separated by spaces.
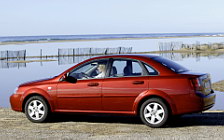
xmin=67 ymin=58 xmax=110 ymax=81
xmin=106 ymin=58 xmax=159 ymax=78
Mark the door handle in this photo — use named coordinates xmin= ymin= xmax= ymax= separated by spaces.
xmin=87 ymin=82 xmax=99 ymax=86
xmin=133 ymin=81 xmax=144 ymax=84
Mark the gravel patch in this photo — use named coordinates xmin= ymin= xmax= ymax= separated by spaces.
xmin=0 ymin=109 xmax=224 ymax=139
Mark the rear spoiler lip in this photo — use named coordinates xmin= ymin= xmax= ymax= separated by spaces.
xmin=180 ymin=71 xmax=208 ymax=76
xmin=179 ymin=71 xmax=210 ymax=79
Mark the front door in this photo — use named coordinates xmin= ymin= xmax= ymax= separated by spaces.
xmin=56 ymin=79 xmax=102 ymax=110
xmin=56 ymin=59 xmax=108 ymax=111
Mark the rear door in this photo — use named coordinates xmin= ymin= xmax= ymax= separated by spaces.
xmin=102 ymin=58 xmax=150 ymax=111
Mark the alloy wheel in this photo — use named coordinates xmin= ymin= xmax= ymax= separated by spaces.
xmin=143 ymin=102 xmax=165 ymax=125
xmin=27 ymin=100 xmax=45 ymax=120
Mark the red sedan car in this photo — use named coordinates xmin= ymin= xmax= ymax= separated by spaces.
xmin=10 ymin=54 xmax=215 ymax=127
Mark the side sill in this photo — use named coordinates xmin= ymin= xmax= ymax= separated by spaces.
xmin=54 ymin=109 xmax=136 ymax=116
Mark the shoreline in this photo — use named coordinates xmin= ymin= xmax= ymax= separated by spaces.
xmin=2 ymin=49 xmax=224 ymax=61
xmin=146 ymin=49 xmax=224 ymax=54
xmin=1 ymin=35 xmax=223 ymax=45
xmin=212 ymin=80 xmax=224 ymax=92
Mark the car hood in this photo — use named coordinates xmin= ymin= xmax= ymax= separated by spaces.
xmin=19 ymin=77 xmax=55 ymax=87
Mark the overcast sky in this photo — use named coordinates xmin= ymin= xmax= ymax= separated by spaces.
xmin=1 ymin=0 xmax=224 ymax=36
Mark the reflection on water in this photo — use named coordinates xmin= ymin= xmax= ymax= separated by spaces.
xmin=0 ymin=58 xmax=26 ymax=69
xmin=1 ymin=52 xmax=224 ymax=109
xmin=0 ymin=50 xmax=27 ymax=69
xmin=0 ymin=47 xmax=132 ymax=69
xmin=58 ymin=55 xmax=92 ymax=65
xmin=1 ymin=51 xmax=224 ymax=69
xmin=160 ymin=52 xmax=224 ymax=61
xmin=0 ymin=56 xmax=93 ymax=69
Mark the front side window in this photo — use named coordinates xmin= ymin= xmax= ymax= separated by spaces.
xmin=109 ymin=59 xmax=144 ymax=77
xmin=69 ymin=59 xmax=108 ymax=80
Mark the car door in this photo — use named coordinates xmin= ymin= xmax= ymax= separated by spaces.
xmin=56 ymin=59 xmax=108 ymax=111
xmin=102 ymin=58 xmax=150 ymax=111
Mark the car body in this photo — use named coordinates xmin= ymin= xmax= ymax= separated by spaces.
xmin=10 ymin=54 xmax=215 ymax=127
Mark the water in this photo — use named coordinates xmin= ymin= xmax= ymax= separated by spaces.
xmin=0 ymin=61 xmax=74 ymax=107
xmin=1 ymin=36 xmax=224 ymax=57
xmin=212 ymin=91 xmax=224 ymax=110
xmin=1 ymin=53 xmax=224 ymax=109
xmin=161 ymin=53 xmax=224 ymax=82
xmin=0 ymin=36 xmax=224 ymax=110
xmin=1 ymin=33 xmax=224 ymax=43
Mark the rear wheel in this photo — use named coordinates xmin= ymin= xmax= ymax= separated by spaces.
xmin=25 ymin=96 xmax=49 ymax=123
xmin=140 ymin=98 xmax=169 ymax=128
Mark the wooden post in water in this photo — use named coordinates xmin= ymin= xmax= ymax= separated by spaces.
xmin=104 ymin=48 xmax=108 ymax=55
xmin=73 ymin=48 xmax=75 ymax=63
xmin=24 ymin=50 xmax=26 ymax=60
xmin=118 ymin=47 xmax=122 ymax=54
xmin=40 ymin=49 xmax=42 ymax=60
xmin=58 ymin=49 xmax=60 ymax=65
xmin=129 ymin=47 xmax=132 ymax=53
xmin=73 ymin=48 xmax=75 ymax=56
xmin=6 ymin=50 xmax=8 ymax=61
xmin=89 ymin=48 xmax=91 ymax=56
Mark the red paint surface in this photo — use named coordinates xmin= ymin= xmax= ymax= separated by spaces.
xmin=10 ymin=54 xmax=215 ymax=116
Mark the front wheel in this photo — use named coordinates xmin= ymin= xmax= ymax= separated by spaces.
xmin=140 ymin=98 xmax=169 ymax=128
xmin=25 ymin=96 xmax=49 ymax=123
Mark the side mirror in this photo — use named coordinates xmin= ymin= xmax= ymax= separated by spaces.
xmin=65 ymin=75 xmax=77 ymax=83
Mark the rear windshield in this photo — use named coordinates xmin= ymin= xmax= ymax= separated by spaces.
xmin=152 ymin=56 xmax=188 ymax=73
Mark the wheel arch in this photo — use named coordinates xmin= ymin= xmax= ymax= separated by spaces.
xmin=133 ymin=90 xmax=178 ymax=116
xmin=136 ymin=95 xmax=172 ymax=116
xmin=22 ymin=93 xmax=53 ymax=113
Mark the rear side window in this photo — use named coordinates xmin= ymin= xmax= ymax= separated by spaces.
xmin=143 ymin=63 xmax=158 ymax=75
xmin=109 ymin=59 xmax=144 ymax=77
xmin=152 ymin=56 xmax=188 ymax=73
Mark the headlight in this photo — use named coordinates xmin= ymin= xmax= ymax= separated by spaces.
xmin=14 ymin=87 xmax=18 ymax=93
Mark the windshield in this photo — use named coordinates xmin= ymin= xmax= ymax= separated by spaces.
xmin=152 ymin=56 xmax=188 ymax=73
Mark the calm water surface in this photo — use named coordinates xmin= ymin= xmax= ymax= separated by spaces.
xmin=0 ymin=54 xmax=223 ymax=109
xmin=1 ymin=37 xmax=224 ymax=56
xmin=0 ymin=37 xmax=224 ymax=109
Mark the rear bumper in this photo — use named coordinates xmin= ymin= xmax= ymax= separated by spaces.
xmin=202 ymin=92 xmax=216 ymax=110
xmin=10 ymin=94 xmax=23 ymax=112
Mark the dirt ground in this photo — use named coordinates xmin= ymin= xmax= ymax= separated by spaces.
xmin=213 ymin=80 xmax=224 ymax=92
xmin=0 ymin=108 xmax=224 ymax=140
xmin=0 ymin=81 xmax=222 ymax=140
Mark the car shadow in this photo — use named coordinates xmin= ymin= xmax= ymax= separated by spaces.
xmin=167 ymin=112 xmax=224 ymax=127
xmin=49 ymin=113 xmax=142 ymax=124
xmin=48 ymin=112 xmax=224 ymax=127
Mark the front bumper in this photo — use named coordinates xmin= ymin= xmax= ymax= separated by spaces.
xmin=10 ymin=94 xmax=23 ymax=112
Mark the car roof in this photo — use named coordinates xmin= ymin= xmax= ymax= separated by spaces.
xmin=59 ymin=54 xmax=175 ymax=77
xmin=89 ymin=54 xmax=158 ymax=60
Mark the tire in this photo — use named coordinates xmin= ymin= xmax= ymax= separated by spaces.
xmin=140 ymin=98 xmax=169 ymax=128
xmin=24 ymin=96 xmax=49 ymax=123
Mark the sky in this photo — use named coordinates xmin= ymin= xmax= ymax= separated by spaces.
xmin=1 ymin=0 xmax=224 ymax=36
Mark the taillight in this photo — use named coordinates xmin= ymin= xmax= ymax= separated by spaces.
xmin=190 ymin=78 xmax=202 ymax=91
